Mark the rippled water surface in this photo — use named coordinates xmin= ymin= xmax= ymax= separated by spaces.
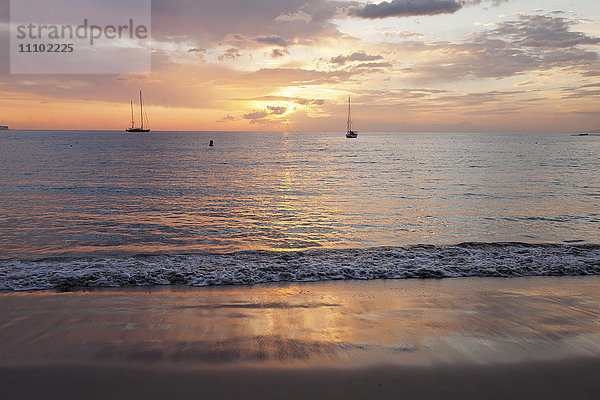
xmin=1 ymin=130 xmax=598 ymax=258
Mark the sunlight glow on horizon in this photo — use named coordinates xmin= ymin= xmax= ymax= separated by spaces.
xmin=1 ymin=0 xmax=599 ymax=133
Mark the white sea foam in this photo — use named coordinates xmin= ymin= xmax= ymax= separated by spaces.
xmin=0 ymin=243 xmax=598 ymax=291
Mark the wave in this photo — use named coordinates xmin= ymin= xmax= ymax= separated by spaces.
xmin=1 ymin=243 xmax=599 ymax=291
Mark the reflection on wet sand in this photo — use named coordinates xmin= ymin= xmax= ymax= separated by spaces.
xmin=0 ymin=276 xmax=599 ymax=368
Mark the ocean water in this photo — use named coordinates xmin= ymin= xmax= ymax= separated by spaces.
xmin=0 ymin=130 xmax=598 ymax=290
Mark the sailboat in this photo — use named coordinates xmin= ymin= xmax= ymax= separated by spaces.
xmin=346 ymin=97 xmax=358 ymax=138
xmin=126 ymin=90 xmax=150 ymax=132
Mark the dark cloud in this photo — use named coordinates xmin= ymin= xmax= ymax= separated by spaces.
xmin=347 ymin=0 xmax=508 ymax=19
xmin=243 ymin=110 xmax=269 ymax=119
xmin=330 ymin=51 xmax=384 ymax=65
xmin=349 ymin=0 xmax=462 ymax=19
xmin=271 ymin=48 xmax=289 ymax=58
xmin=187 ymin=48 xmax=205 ymax=53
xmin=267 ymin=105 xmax=287 ymax=114
xmin=220 ymin=34 xmax=291 ymax=49
xmin=253 ymin=35 xmax=290 ymax=47
xmin=242 ymin=104 xmax=288 ymax=121
xmin=520 ymin=97 xmax=548 ymax=103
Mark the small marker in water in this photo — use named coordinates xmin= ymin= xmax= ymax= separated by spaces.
xmin=209 ymin=140 xmax=214 ymax=147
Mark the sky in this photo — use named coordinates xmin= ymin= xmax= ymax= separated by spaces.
xmin=0 ymin=0 xmax=599 ymax=132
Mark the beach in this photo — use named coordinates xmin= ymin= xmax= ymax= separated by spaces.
xmin=1 ymin=276 xmax=599 ymax=399
xmin=3 ymin=0 xmax=600 ymax=396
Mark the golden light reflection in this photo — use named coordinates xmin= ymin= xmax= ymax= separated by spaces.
xmin=4 ymin=277 xmax=599 ymax=367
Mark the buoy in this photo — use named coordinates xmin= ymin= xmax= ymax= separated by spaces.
xmin=209 ymin=140 xmax=214 ymax=147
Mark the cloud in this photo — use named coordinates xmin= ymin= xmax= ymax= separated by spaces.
xmin=348 ymin=0 xmax=508 ymax=19
xmin=0 ymin=60 xmax=249 ymax=120
xmin=397 ymin=14 xmax=600 ymax=82
xmin=304 ymin=99 xmax=325 ymax=105
xmin=3 ymin=1 xmax=597 ymax=134
xmin=218 ymin=47 xmax=242 ymax=61
xmin=271 ymin=48 xmax=289 ymax=58
xmin=243 ymin=110 xmax=269 ymax=119
xmin=150 ymin=0 xmax=353 ymax=51
xmin=229 ymin=95 xmax=326 ymax=106
xmin=330 ymin=51 xmax=384 ymax=65
xmin=580 ymin=83 xmax=600 ymax=89
xmin=462 ymin=0 xmax=507 ymax=6
xmin=435 ymin=90 xmax=526 ymax=106
xmin=220 ymin=34 xmax=291 ymax=49
xmin=349 ymin=0 xmax=462 ymax=19
xmin=253 ymin=35 xmax=290 ymax=47
xmin=242 ymin=105 xmax=288 ymax=121
xmin=275 ymin=9 xmax=313 ymax=23
xmin=382 ymin=30 xmax=425 ymax=38
xmin=488 ymin=14 xmax=600 ymax=48
xmin=353 ymin=62 xmax=394 ymax=69
xmin=242 ymin=104 xmax=289 ymax=123
xmin=560 ymin=82 xmax=600 ymax=100
xmin=231 ymin=67 xmax=354 ymax=87
xmin=216 ymin=114 xmax=237 ymax=122
xmin=267 ymin=105 xmax=287 ymax=114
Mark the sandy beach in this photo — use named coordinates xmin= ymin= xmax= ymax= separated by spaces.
xmin=1 ymin=276 xmax=599 ymax=399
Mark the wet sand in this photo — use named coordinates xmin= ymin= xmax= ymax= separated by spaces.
xmin=1 ymin=276 xmax=599 ymax=399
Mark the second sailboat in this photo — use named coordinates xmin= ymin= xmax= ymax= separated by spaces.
xmin=346 ymin=97 xmax=357 ymax=138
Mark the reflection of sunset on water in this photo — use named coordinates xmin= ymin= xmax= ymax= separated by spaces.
xmin=1 ymin=131 xmax=599 ymax=258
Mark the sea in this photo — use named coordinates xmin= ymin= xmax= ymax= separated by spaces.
xmin=0 ymin=130 xmax=598 ymax=290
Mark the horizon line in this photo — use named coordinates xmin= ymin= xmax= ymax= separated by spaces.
xmin=2 ymin=129 xmax=594 ymax=134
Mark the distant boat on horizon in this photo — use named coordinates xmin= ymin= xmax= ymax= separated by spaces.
xmin=0 ymin=125 xmax=8 ymax=130
xmin=126 ymin=90 xmax=150 ymax=133
xmin=346 ymin=97 xmax=358 ymax=138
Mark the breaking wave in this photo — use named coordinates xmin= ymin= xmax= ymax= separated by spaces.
xmin=1 ymin=243 xmax=599 ymax=291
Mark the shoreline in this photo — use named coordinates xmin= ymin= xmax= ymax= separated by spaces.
xmin=1 ymin=276 xmax=599 ymax=398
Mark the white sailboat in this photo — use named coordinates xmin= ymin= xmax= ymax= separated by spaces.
xmin=126 ymin=90 xmax=150 ymax=132
xmin=346 ymin=97 xmax=358 ymax=138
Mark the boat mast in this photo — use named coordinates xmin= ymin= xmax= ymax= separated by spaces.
xmin=139 ymin=90 xmax=144 ymax=130
xmin=347 ymin=97 xmax=352 ymax=132
xmin=130 ymin=101 xmax=134 ymax=129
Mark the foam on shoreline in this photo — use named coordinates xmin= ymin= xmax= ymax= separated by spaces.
xmin=1 ymin=242 xmax=599 ymax=291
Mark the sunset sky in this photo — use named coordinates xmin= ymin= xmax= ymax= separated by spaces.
xmin=1 ymin=0 xmax=599 ymax=132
